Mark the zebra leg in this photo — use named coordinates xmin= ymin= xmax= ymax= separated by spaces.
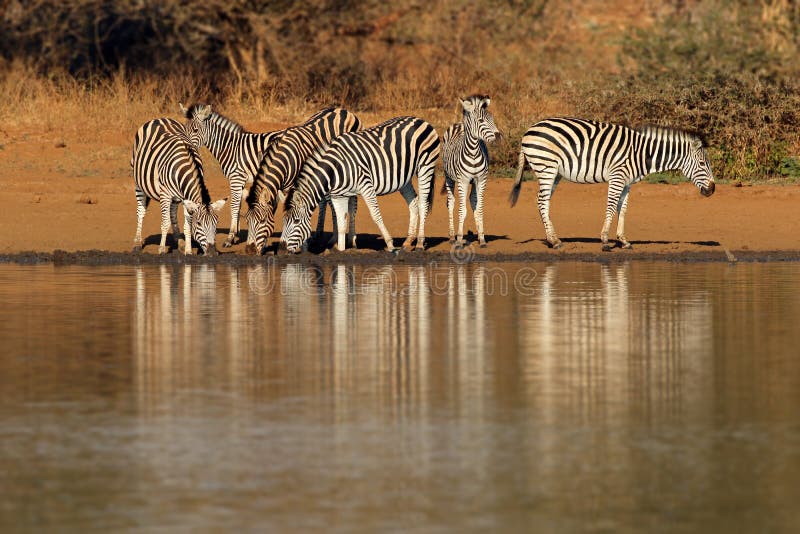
xmin=326 ymin=200 xmax=340 ymax=247
xmin=414 ymin=163 xmax=435 ymax=251
xmin=158 ymin=198 xmax=172 ymax=254
xmin=456 ymin=178 xmax=468 ymax=247
xmin=472 ymin=176 xmax=488 ymax=247
xmin=601 ymin=179 xmax=625 ymax=251
xmin=314 ymin=199 xmax=327 ymax=243
xmin=399 ymin=184 xmax=419 ymax=250
xmin=330 ymin=196 xmax=350 ymax=252
xmin=224 ymin=183 xmax=244 ymax=247
xmin=536 ymin=173 xmax=562 ymax=248
xmin=170 ymin=201 xmax=181 ymax=248
xmin=445 ymin=177 xmax=456 ymax=243
xmin=182 ymin=204 xmax=193 ymax=255
xmin=133 ymin=189 xmax=149 ymax=252
xmin=616 ymin=185 xmax=632 ymax=249
xmin=347 ymin=196 xmax=358 ymax=249
xmin=361 ymin=188 xmax=395 ymax=252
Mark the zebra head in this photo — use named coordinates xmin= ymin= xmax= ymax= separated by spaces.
xmin=244 ymin=197 xmax=279 ymax=255
xmin=461 ymin=95 xmax=500 ymax=144
xmin=179 ymin=103 xmax=213 ymax=149
xmin=280 ymin=198 xmax=314 ymax=255
xmin=183 ymin=198 xmax=226 ymax=255
xmin=683 ymin=137 xmax=715 ymax=197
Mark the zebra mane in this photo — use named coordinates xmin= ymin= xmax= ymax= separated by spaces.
xmin=206 ymin=110 xmax=248 ymax=134
xmin=184 ymin=103 xmax=247 ymax=134
xmin=636 ymin=125 xmax=706 ymax=147
xmin=284 ymin=144 xmax=331 ymax=212
xmin=186 ymin=143 xmax=212 ymax=204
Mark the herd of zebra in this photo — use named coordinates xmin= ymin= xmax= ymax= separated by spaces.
xmin=131 ymin=95 xmax=715 ymax=256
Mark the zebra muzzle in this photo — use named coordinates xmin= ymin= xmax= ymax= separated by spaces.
xmin=700 ymin=182 xmax=716 ymax=197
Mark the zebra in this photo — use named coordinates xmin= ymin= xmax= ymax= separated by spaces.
xmin=131 ymin=116 xmax=226 ymax=255
xmin=281 ymin=116 xmax=440 ymax=254
xmin=179 ymin=103 xmax=281 ymax=248
xmin=442 ymin=94 xmax=500 ymax=247
xmin=243 ymin=107 xmax=361 ymax=254
xmin=509 ymin=118 xmax=715 ymax=251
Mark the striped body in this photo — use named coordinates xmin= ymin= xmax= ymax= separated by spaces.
xmin=181 ymin=104 xmax=279 ymax=247
xmin=281 ymin=116 xmax=440 ymax=254
xmin=245 ymin=107 xmax=361 ymax=254
xmin=131 ymin=118 xmax=225 ymax=255
xmin=510 ymin=117 xmax=715 ymax=250
xmin=442 ymin=95 xmax=500 ymax=247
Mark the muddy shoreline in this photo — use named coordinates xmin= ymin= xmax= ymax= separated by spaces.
xmin=2 ymin=248 xmax=800 ymax=267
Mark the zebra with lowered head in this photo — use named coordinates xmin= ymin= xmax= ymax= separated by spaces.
xmin=442 ymin=94 xmax=500 ymax=247
xmin=509 ymin=118 xmax=715 ymax=251
xmin=244 ymin=107 xmax=361 ymax=254
xmin=180 ymin=103 xmax=281 ymax=248
xmin=281 ymin=116 xmax=440 ymax=254
xmin=131 ymin=116 xmax=226 ymax=255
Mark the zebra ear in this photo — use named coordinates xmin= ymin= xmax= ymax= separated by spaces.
xmin=481 ymin=97 xmax=491 ymax=109
xmin=179 ymin=102 xmax=189 ymax=117
xmin=690 ymin=137 xmax=703 ymax=150
xmin=196 ymin=105 xmax=213 ymax=121
xmin=184 ymin=199 xmax=199 ymax=215
xmin=460 ymin=98 xmax=475 ymax=113
xmin=211 ymin=198 xmax=227 ymax=212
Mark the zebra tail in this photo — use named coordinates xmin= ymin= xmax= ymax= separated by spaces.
xmin=427 ymin=172 xmax=436 ymax=214
xmin=509 ymin=149 xmax=526 ymax=207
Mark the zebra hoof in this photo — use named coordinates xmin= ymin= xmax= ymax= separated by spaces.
xmin=449 ymin=237 xmax=456 ymax=244
xmin=132 ymin=245 xmax=143 ymax=253
xmin=479 ymin=242 xmax=487 ymax=248
xmin=550 ymin=241 xmax=562 ymax=250
xmin=620 ymin=242 xmax=633 ymax=250
xmin=158 ymin=246 xmax=169 ymax=255
xmin=222 ymin=240 xmax=234 ymax=248
xmin=601 ymin=243 xmax=614 ymax=252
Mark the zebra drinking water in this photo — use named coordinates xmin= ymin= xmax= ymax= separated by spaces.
xmin=180 ymin=103 xmax=281 ymax=248
xmin=281 ymin=116 xmax=440 ymax=254
xmin=442 ymin=94 xmax=500 ymax=247
xmin=244 ymin=107 xmax=361 ymax=254
xmin=509 ymin=118 xmax=715 ymax=251
xmin=131 ymin=116 xmax=226 ymax=255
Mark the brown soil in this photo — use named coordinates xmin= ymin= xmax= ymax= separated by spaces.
xmin=1 ymin=124 xmax=799 ymax=263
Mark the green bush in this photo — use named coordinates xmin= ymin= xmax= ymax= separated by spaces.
xmin=590 ymin=0 xmax=800 ymax=181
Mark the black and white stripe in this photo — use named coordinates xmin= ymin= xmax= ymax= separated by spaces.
xmin=281 ymin=116 xmax=440 ymax=254
xmin=509 ymin=118 xmax=715 ymax=250
xmin=244 ymin=107 xmax=361 ymax=254
xmin=442 ymin=94 xmax=500 ymax=247
xmin=180 ymin=103 xmax=280 ymax=247
xmin=131 ymin=116 xmax=226 ymax=255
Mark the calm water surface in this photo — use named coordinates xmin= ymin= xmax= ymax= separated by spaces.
xmin=0 ymin=261 xmax=799 ymax=532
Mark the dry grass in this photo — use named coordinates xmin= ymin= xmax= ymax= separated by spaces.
xmin=1 ymin=0 xmax=798 ymax=182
